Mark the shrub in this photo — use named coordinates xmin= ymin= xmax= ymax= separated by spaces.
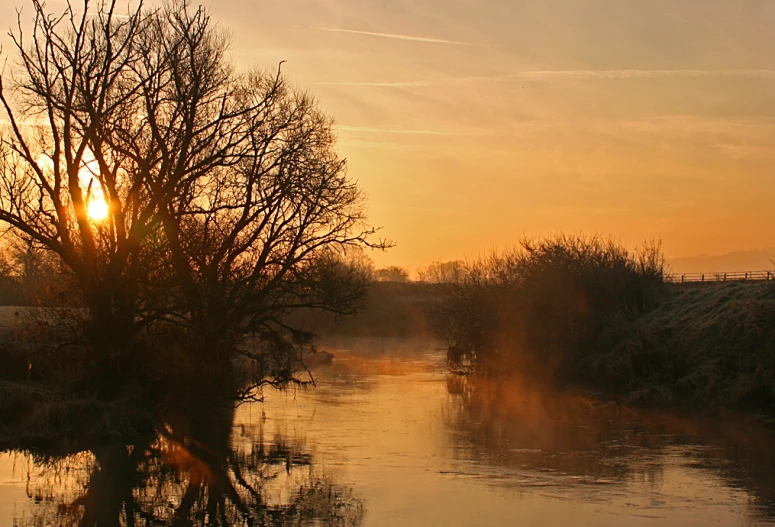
xmin=433 ymin=235 xmax=667 ymax=379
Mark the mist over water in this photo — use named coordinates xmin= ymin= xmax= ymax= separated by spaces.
xmin=4 ymin=337 xmax=775 ymax=526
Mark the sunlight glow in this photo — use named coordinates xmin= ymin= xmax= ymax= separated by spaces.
xmin=76 ymin=152 xmax=110 ymax=223
xmin=36 ymin=152 xmax=111 ymax=223
xmin=86 ymin=198 xmax=109 ymax=222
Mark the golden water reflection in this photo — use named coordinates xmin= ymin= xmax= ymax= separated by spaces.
xmin=3 ymin=398 xmax=363 ymax=526
xmin=259 ymin=337 xmax=775 ymax=527
xmin=444 ymin=374 xmax=775 ymax=521
xmin=3 ymin=337 xmax=775 ymax=526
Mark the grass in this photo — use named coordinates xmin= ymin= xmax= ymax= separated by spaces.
xmin=431 ymin=234 xmax=775 ymax=416
xmin=591 ymin=281 xmax=775 ymax=414
xmin=0 ymin=340 xmax=155 ymax=448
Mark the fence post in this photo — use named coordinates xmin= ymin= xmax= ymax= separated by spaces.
xmin=724 ymin=273 xmax=727 ymax=281
xmin=701 ymin=274 xmax=704 ymax=282
xmin=745 ymin=272 xmax=748 ymax=280
xmin=682 ymin=275 xmax=685 ymax=283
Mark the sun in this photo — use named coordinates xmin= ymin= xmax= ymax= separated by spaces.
xmin=87 ymin=198 xmax=109 ymax=222
xmin=75 ymin=151 xmax=110 ymax=222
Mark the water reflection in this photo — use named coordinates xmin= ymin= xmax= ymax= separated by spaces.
xmin=8 ymin=396 xmax=363 ymax=526
xmin=444 ymin=374 xmax=775 ymax=521
xmin=6 ymin=338 xmax=775 ymax=527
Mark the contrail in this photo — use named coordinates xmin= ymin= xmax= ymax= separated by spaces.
xmin=338 ymin=125 xmax=469 ymax=136
xmin=311 ymin=27 xmax=485 ymax=47
xmin=314 ymin=81 xmax=432 ymax=87
xmin=510 ymin=69 xmax=775 ymax=80
xmin=316 ymin=69 xmax=775 ymax=87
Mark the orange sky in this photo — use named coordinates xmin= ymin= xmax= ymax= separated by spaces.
xmin=3 ymin=0 xmax=774 ymax=273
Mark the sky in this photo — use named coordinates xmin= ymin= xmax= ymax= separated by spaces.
xmin=1 ymin=0 xmax=774 ymax=273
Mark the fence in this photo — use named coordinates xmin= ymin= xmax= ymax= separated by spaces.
xmin=666 ymin=270 xmax=774 ymax=284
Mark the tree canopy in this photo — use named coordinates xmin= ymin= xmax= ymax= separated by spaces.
xmin=0 ymin=0 xmax=383 ymax=392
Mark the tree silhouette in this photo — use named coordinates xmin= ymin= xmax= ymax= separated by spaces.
xmin=13 ymin=395 xmax=365 ymax=527
xmin=0 ymin=0 xmax=382 ymax=390
xmin=373 ymin=266 xmax=410 ymax=283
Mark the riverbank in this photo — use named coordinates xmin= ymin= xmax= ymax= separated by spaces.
xmin=3 ymin=271 xmax=775 ymax=447
xmin=592 ymin=281 xmax=775 ymax=416
xmin=429 ymin=236 xmax=775 ymax=419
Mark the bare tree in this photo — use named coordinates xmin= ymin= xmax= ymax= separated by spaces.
xmin=417 ymin=260 xmax=464 ymax=283
xmin=0 ymin=0 xmax=382 ymax=391
xmin=160 ymin=71 xmax=382 ymax=382
xmin=373 ymin=266 xmax=410 ymax=283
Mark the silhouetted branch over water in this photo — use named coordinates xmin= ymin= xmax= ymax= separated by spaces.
xmin=7 ymin=386 xmax=364 ymax=527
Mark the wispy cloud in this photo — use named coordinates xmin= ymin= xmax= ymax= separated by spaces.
xmin=512 ymin=69 xmax=775 ymax=80
xmin=712 ymin=143 xmax=775 ymax=158
xmin=338 ymin=125 xmax=469 ymax=136
xmin=316 ymin=69 xmax=775 ymax=87
xmin=314 ymin=74 xmax=507 ymax=88
xmin=315 ymin=80 xmax=433 ymax=87
xmin=309 ymin=27 xmax=485 ymax=47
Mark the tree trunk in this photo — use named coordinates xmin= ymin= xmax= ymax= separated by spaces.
xmin=84 ymin=283 xmax=137 ymax=398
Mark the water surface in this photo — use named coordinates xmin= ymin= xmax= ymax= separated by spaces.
xmin=3 ymin=337 xmax=775 ymax=526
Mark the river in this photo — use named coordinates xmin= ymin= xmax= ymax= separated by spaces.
xmin=2 ymin=336 xmax=775 ymax=526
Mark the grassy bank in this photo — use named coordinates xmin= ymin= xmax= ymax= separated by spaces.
xmin=0 ymin=334 xmax=155 ymax=448
xmin=431 ymin=235 xmax=775 ymax=416
xmin=591 ymin=281 xmax=775 ymax=415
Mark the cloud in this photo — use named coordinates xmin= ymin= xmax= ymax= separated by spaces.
xmin=712 ymin=143 xmax=775 ymax=158
xmin=315 ymin=80 xmax=432 ymax=87
xmin=337 ymin=125 xmax=469 ymax=136
xmin=309 ymin=27 xmax=485 ymax=47
xmin=510 ymin=69 xmax=775 ymax=80
xmin=316 ymin=69 xmax=775 ymax=87
xmin=314 ymin=75 xmax=494 ymax=88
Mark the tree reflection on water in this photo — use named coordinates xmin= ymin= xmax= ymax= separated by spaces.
xmin=444 ymin=374 xmax=775 ymax=518
xmin=10 ymin=397 xmax=364 ymax=527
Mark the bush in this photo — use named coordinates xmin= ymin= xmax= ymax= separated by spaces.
xmin=433 ymin=235 xmax=667 ymax=379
